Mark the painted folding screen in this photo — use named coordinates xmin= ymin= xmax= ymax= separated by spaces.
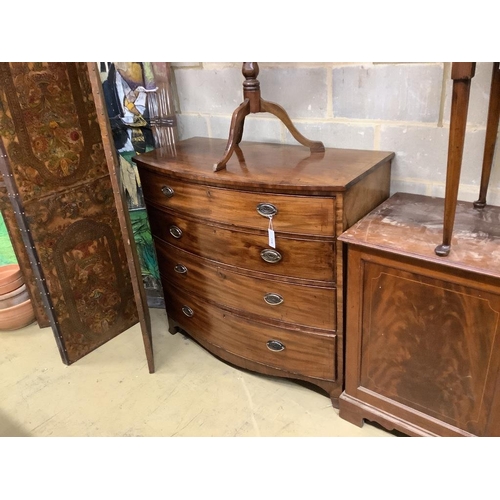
xmin=98 ymin=62 xmax=178 ymax=308
xmin=0 ymin=62 xmax=153 ymax=367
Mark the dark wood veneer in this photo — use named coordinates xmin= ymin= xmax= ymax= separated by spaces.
xmin=135 ymin=137 xmax=393 ymax=406
xmin=154 ymin=240 xmax=337 ymax=332
xmin=134 ymin=137 xmax=394 ymax=194
xmin=339 ymin=192 xmax=500 ymax=436
xmin=147 ymin=205 xmax=336 ymax=283
xmin=139 ymin=167 xmax=336 ymax=237
xmin=165 ymin=283 xmax=337 ymax=381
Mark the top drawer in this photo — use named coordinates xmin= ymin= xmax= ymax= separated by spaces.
xmin=138 ymin=169 xmax=335 ymax=237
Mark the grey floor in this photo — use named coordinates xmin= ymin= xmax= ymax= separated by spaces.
xmin=0 ymin=308 xmax=394 ymax=437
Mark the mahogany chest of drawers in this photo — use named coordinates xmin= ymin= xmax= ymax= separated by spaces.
xmin=134 ymin=137 xmax=394 ymax=406
xmin=339 ymin=192 xmax=500 ymax=436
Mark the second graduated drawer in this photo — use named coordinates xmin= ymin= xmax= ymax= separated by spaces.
xmin=147 ymin=204 xmax=336 ymax=283
xmin=139 ymin=169 xmax=335 ymax=237
xmin=155 ymin=239 xmax=336 ymax=331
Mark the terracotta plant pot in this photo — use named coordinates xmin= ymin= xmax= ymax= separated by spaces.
xmin=0 ymin=264 xmax=36 ymax=330
xmin=0 ymin=264 xmax=23 ymax=295
xmin=0 ymin=283 xmax=30 ymax=309
xmin=0 ymin=294 xmax=35 ymax=331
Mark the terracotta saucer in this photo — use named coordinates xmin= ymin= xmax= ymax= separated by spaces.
xmin=0 ymin=283 xmax=30 ymax=310
xmin=0 ymin=296 xmax=35 ymax=331
xmin=0 ymin=264 xmax=23 ymax=295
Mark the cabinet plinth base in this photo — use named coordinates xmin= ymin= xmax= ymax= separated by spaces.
xmin=339 ymin=392 xmax=442 ymax=437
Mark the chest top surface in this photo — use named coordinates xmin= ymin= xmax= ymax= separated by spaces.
xmin=133 ymin=137 xmax=394 ymax=194
xmin=339 ymin=192 xmax=500 ymax=279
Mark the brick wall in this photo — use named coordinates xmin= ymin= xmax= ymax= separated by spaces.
xmin=171 ymin=62 xmax=500 ymax=205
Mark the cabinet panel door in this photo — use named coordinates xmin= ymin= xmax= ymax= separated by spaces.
xmin=354 ymin=253 xmax=500 ymax=436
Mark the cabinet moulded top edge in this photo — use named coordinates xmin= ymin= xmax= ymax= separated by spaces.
xmin=132 ymin=137 xmax=394 ymax=194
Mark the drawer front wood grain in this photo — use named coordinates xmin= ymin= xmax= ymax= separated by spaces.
xmin=165 ymin=285 xmax=337 ymax=381
xmin=147 ymin=205 xmax=335 ymax=282
xmin=139 ymin=169 xmax=335 ymax=237
xmin=155 ymin=240 xmax=336 ymax=331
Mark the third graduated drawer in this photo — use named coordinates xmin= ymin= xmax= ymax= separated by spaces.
xmin=139 ymin=169 xmax=336 ymax=237
xmin=155 ymin=238 xmax=336 ymax=332
xmin=147 ymin=204 xmax=336 ymax=283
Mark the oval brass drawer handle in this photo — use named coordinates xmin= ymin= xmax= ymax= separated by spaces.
xmin=174 ymin=264 xmax=188 ymax=274
xmin=266 ymin=340 xmax=285 ymax=352
xmin=169 ymin=225 xmax=182 ymax=239
xmin=256 ymin=202 xmax=278 ymax=218
xmin=161 ymin=186 xmax=175 ymax=198
xmin=260 ymin=248 xmax=282 ymax=263
xmin=264 ymin=292 xmax=284 ymax=306
xmin=182 ymin=306 xmax=194 ymax=317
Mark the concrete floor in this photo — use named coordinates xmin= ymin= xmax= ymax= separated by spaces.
xmin=0 ymin=308 xmax=394 ymax=437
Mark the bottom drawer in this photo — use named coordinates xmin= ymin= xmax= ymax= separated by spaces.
xmin=165 ymin=285 xmax=336 ymax=381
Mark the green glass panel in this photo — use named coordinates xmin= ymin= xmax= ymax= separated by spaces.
xmin=0 ymin=212 xmax=17 ymax=265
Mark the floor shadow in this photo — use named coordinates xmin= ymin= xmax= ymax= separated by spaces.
xmin=0 ymin=409 xmax=31 ymax=437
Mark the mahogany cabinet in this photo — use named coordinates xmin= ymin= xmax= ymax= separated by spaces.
xmin=339 ymin=192 xmax=500 ymax=436
xmin=134 ymin=137 xmax=394 ymax=406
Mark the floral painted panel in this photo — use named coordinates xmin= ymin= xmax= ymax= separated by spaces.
xmin=0 ymin=62 xmax=139 ymax=363
xmin=25 ymin=177 xmax=138 ymax=357
xmin=0 ymin=62 xmax=109 ymax=202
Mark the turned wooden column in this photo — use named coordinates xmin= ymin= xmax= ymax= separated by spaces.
xmin=435 ymin=62 xmax=476 ymax=257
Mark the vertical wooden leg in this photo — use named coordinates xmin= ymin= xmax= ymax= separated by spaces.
xmin=474 ymin=62 xmax=500 ymax=209
xmin=435 ymin=63 xmax=475 ymax=257
xmin=213 ymin=99 xmax=250 ymax=172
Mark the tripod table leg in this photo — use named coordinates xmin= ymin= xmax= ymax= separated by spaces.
xmin=435 ymin=63 xmax=475 ymax=257
xmin=474 ymin=62 xmax=500 ymax=209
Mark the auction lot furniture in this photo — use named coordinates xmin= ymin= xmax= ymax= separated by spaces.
xmin=135 ymin=137 xmax=393 ymax=406
xmin=339 ymin=192 xmax=500 ymax=436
